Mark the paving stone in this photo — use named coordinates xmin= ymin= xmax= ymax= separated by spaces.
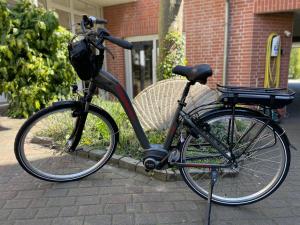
xmin=59 ymin=206 xmax=79 ymax=217
xmin=83 ymin=215 xmax=112 ymax=225
xmin=14 ymin=218 xmax=53 ymax=225
xmin=78 ymin=205 xmax=103 ymax=216
xmin=47 ymin=197 xmax=76 ymax=207
xmin=132 ymin=193 xmax=162 ymax=203
xmin=0 ymin=191 xmax=17 ymax=200
xmin=273 ymin=217 xmax=300 ymax=225
xmin=9 ymin=208 xmax=38 ymax=220
xmin=30 ymin=198 xmax=48 ymax=208
xmin=68 ymin=188 xmax=98 ymax=196
xmin=101 ymin=194 xmax=132 ymax=204
xmin=52 ymin=216 xmax=84 ymax=225
xmin=126 ymin=203 xmax=143 ymax=213
xmin=0 ymin=221 xmax=13 ymax=225
xmin=161 ymin=192 xmax=187 ymax=201
xmin=125 ymin=185 xmax=144 ymax=194
xmin=104 ymin=203 xmax=125 ymax=214
xmin=0 ymin=200 xmax=5 ymax=209
xmin=135 ymin=213 xmax=158 ymax=225
xmin=4 ymin=199 xmax=31 ymax=209
xmin=173 ymin=201 xmax=198 ymax=211
xmin=76 ymin=196 xmax=100 ymax=205
xmin=112 ymin=214 xmax=134 ymax=225
xmin=143 ymin=202 xmax=175 ymax=213
xmin=15 ymin=190 xmax=44 ymax=199
xmin=44 ymin=188 xmax=68 ymax=197
xmin=36 ymin=207 xmax=61 ymax=218
xmin=156 ymin=212 xmax=188 ymax=224
xmin=1 ymin=114 xmax=300 ymax=225
xmin=98 ymin=186 xmax=125 ymax=195
xmin=0 ymin=209 xmax=11 ymax=220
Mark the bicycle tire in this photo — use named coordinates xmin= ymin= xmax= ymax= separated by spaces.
xmin=179 ymin=108 xmax=290 ymax=206
xmin=15 ymin=101 xmax=119 ymax=182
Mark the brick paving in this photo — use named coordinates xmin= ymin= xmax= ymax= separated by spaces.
xmin=1 ymin=84 xmax=300 ymax=225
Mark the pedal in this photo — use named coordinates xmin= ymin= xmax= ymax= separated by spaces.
xmin=168 ymin=149 xmax=180 ymax=164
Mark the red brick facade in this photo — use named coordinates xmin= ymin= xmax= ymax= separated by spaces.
xmin=104 ymin=0 xmax=298 ymax=90
xmin=104 ymin=1 xmax=159 ymax=86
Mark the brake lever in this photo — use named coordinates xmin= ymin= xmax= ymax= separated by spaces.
xmin=90 ymin=40 xmax=115 ymax=60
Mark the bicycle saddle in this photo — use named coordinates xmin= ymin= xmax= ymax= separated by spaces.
xmin=172 ymin=64 xmax=213 ymax=84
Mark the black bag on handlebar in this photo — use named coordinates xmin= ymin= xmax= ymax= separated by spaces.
xmin=68 ymin=39 xmax=102 ymax=81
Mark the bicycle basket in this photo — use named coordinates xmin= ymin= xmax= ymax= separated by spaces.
xmin=68 ymin=39 xmax=102 ymax=81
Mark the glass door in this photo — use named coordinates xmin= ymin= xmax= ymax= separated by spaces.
xmin=131 ymin=41 xmax=153 ymax=97
xmin=125 ymin=35 xmax=158 ymax=99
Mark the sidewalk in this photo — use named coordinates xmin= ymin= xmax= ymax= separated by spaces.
xmin=0 ymin=97 xmax=300 ymax=225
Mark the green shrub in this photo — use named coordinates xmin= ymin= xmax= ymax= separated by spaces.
xmin=157 ymin=31 xmax=186 ymax=80
xmin=289 ymin=47 xmax=300 ymax=79
xmin=33 ymin=96 xmax=167 ymax=160
xmin=0 ymin=0 xmax=76 ymax=118
xmin=92 ymin=97 xmax=167 ymax=159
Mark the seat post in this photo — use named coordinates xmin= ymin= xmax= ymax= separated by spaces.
xmin=163 ymin=81 xmax=193 ymax=150
xmin=179 ymin=81 xmax=193 ymax=106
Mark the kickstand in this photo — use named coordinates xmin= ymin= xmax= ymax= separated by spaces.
xmin=205 ymin=167 xmax=218 ymax=225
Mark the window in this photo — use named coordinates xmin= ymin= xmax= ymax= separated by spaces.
xmin=54 ymin=9 xmax=71 ymax=31
xmin=125 ymin=35 xmax=159 ymax=99
xmin=47 ymin=0 xmax=101 ymax=33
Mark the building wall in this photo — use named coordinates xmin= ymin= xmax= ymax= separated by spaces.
xmin=250 ymin=13 xmax=294 ymax=88
xmin=184 ymin=0 xmax=225 ymax=86
xmin=104 ymin=1 xmax=159 ymax=86
xmin=104 ymin=0 xmax=298 ymax=89
xmin=226 ymin=0 xmax=255 ymax=86
xmin=254 ymin=0 xmax=300 ymax=14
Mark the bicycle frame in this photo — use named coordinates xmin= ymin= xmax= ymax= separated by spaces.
xmin=90 ymin=69 xmax=233 ymax=164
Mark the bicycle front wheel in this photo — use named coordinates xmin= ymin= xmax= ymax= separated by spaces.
xmin=15 ymin=101 xmax=118 ymax=182
xmin=179 ymin=109 xmax=290 ymax=206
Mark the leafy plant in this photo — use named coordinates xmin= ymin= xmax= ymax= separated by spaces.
xmin=158 ymin=31 xmax=186 ymax=80
xmin=34 ymin=96 xmax=168 ymax=160
xmin=0 ymin=0 xmax=76 ymax=118
xmin=289 ymin=47 xmax=300 ymax=79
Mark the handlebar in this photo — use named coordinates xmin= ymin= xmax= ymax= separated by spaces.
xmin=80 ymin=15 xmax=133 ymax=53
xmin=104 ymin=36 xmax=133 ymax=50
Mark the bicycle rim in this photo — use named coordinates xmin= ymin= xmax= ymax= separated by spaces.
xmin=180 ymin=113 xmax=289 ymax=206
xmin=16 ymin=104 xmax=116 ymax=182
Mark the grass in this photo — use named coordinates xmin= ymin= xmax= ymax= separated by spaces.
xmin=34 ymin=96 xmax=167 ymax=160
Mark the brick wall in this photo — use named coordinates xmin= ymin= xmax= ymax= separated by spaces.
xmin=103 ymin=1 xmax=159 ymax=86
xmin=226 ymin=0 xmax=255 ymax=86
xmin=184 ymin=0 xmax=225 ymax=86
xmin=103 ymin=0 xmax=297 ymax=90
xmin=254 ymin=0 xmax=300 ymax=14
xmin=250 ymin=13 xmax=294 ymax=88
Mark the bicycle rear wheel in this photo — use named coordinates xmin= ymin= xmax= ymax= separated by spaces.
xmin=179 ymin=109 xmax=290 ymax=206
xmin=15 ymin=101 xmax=118 ymax=182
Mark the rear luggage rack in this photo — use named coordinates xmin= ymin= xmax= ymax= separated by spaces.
xmin=217 ymin=85 xmax=295 ymax=109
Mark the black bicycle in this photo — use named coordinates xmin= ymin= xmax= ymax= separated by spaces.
xmin=15 ymin=15 xmax=295 ymax=208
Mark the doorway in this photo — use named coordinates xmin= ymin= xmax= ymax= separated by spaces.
xmin=125 ymin=35 xmax=158 ymax=99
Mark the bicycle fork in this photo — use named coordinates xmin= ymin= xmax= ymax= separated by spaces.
xmin=66 ymin=82 xmax=97 ymax=151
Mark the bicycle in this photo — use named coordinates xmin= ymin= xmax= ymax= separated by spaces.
xmin=15 ymin=15 xmax=295 ymax=210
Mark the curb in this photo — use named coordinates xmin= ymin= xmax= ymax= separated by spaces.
xmin=108 ymin=154 xmax=182 ymax=182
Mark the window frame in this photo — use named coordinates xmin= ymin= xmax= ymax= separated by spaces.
xmin=124 ymin=35 xmax=158 ymax=99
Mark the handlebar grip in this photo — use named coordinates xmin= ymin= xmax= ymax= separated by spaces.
xmin=104 ymin=36 xmax=133 ymax=50
xmin=89 ymin=16 xmax=108 ymax=25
